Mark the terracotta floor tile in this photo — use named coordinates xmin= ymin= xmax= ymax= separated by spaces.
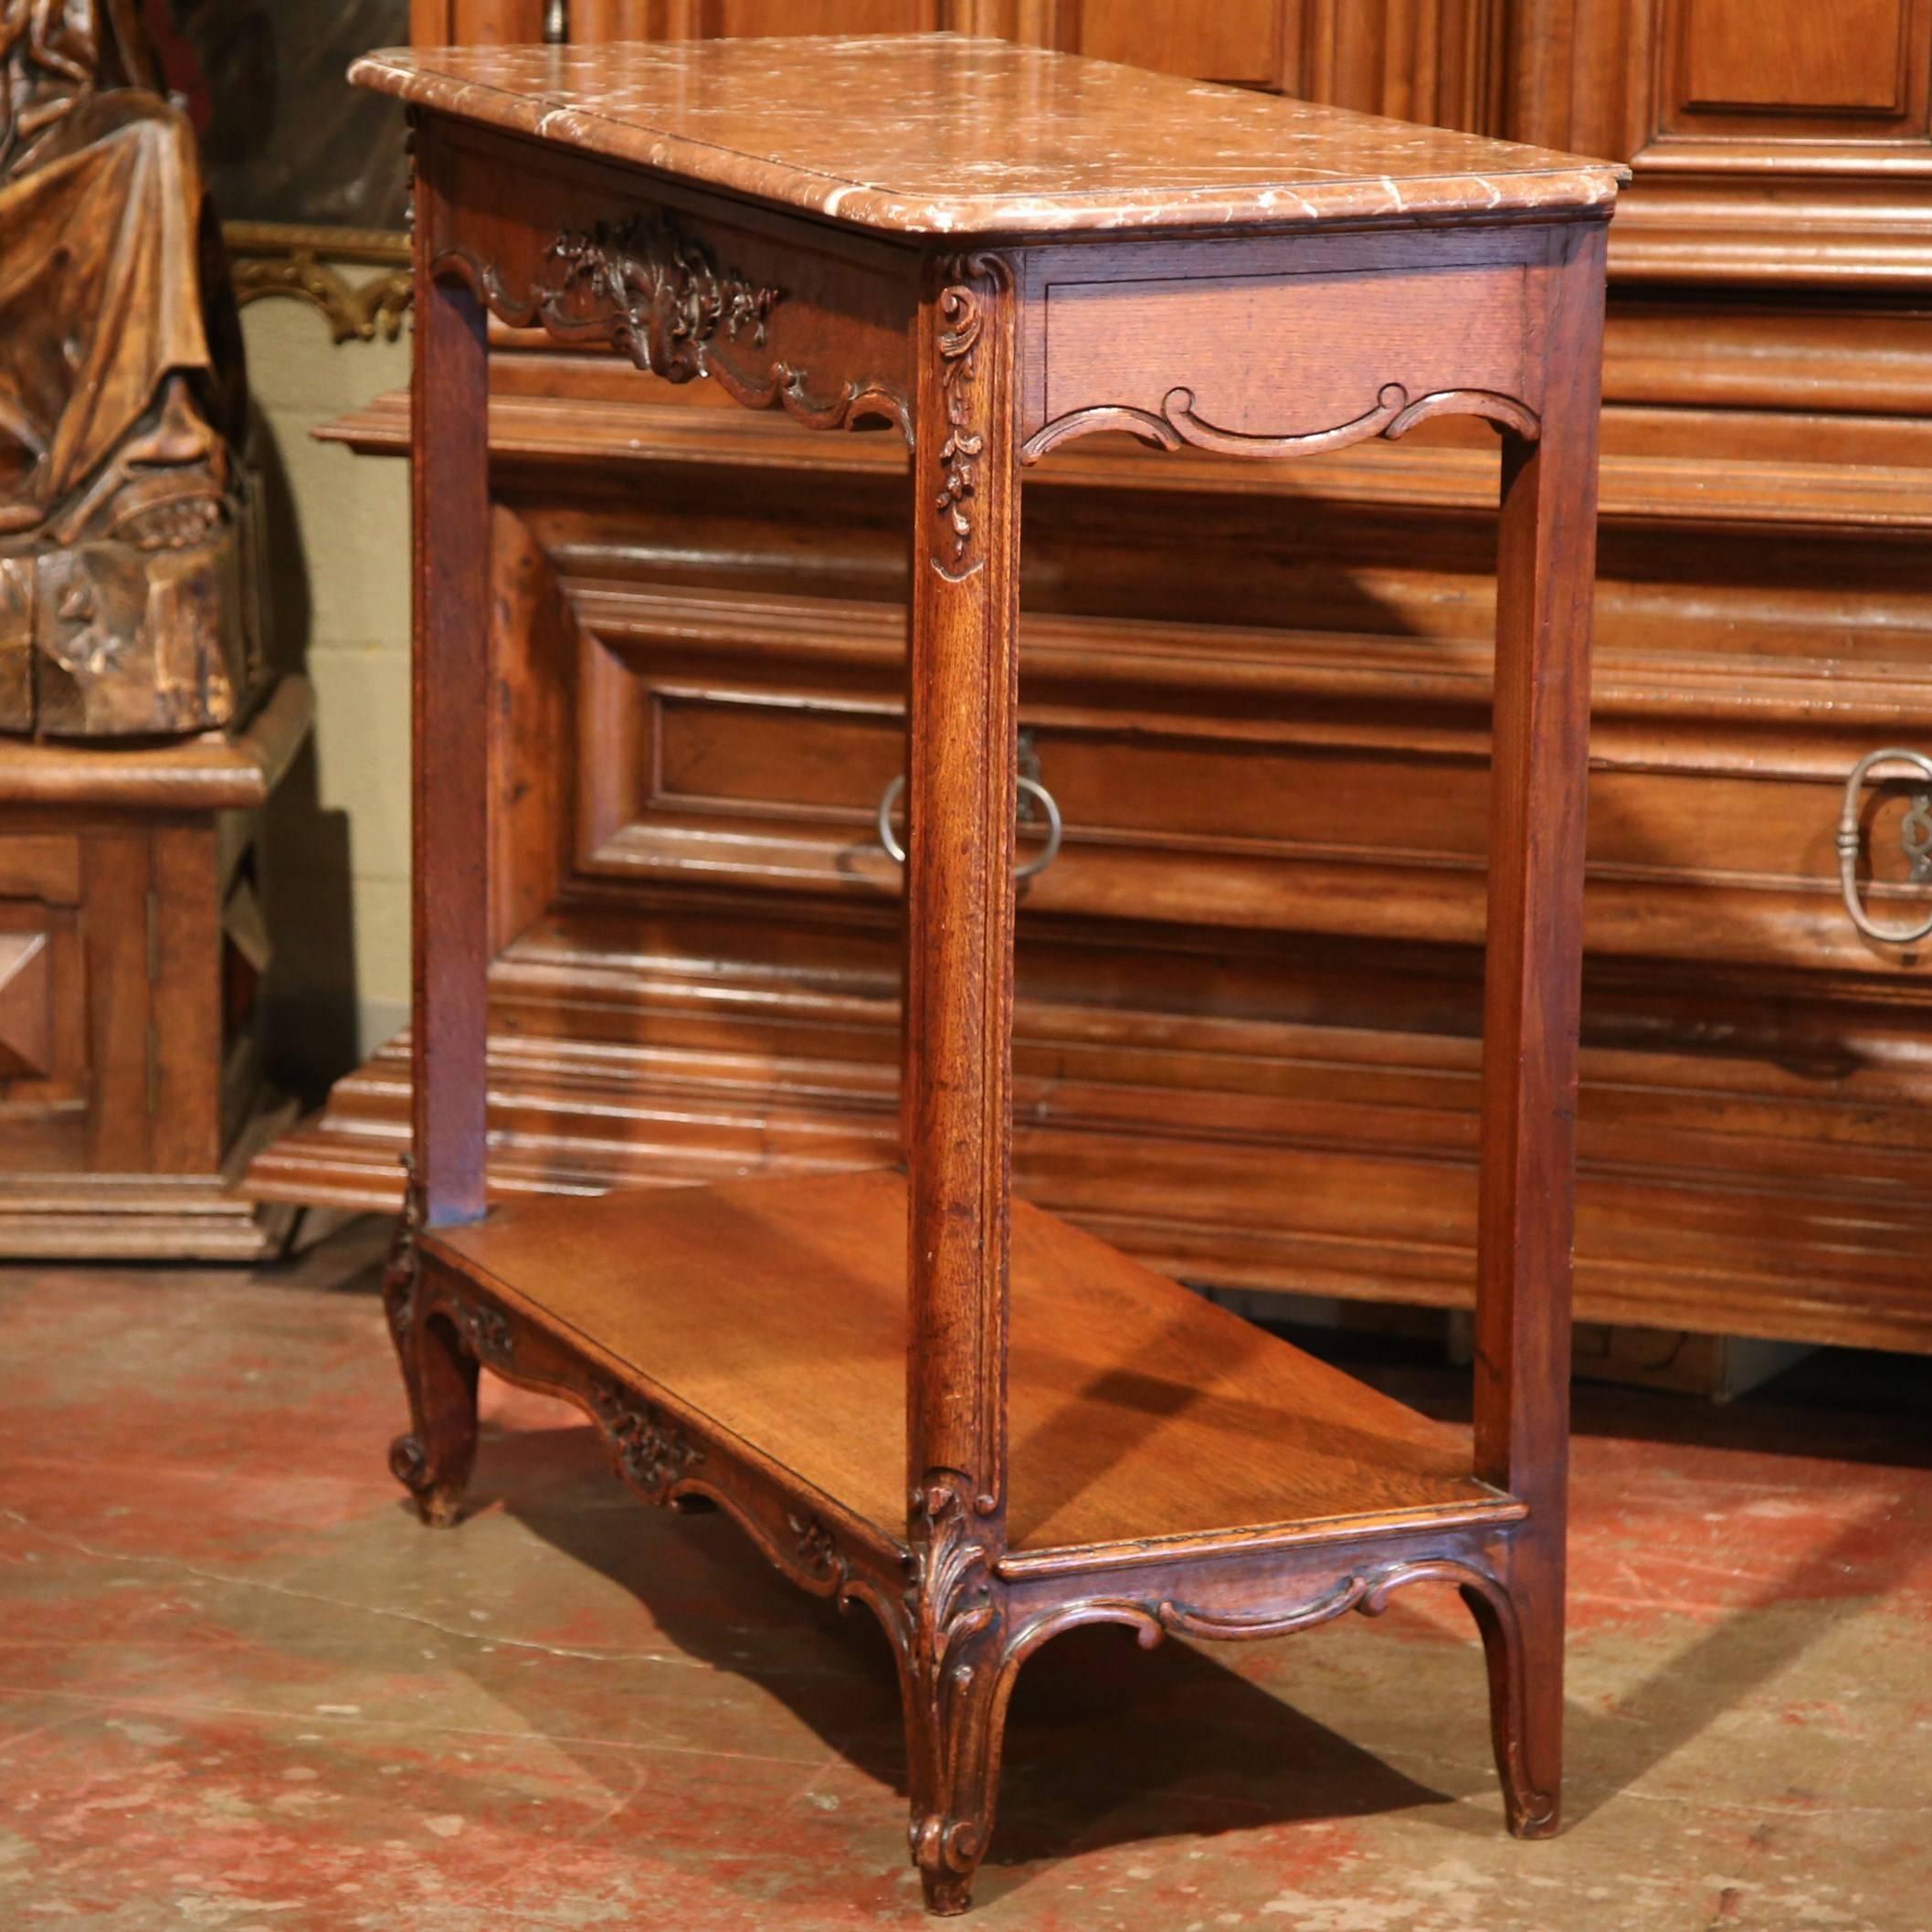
xmin=1 ymin=1224 xmax=1927 ymax=1929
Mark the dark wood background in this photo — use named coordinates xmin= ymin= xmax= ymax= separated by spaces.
xmin=249 ymin=0 xmax=1932 ymax=1355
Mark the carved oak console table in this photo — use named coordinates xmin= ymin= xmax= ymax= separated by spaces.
xmin=355 ymin=36 xmax=1621 ymax=1915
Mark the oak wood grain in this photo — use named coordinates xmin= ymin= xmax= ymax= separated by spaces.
xmin=423 ymin=1168 xmax=1515 ymax=1554
xmin=903 ymin=253 xmax=1021 ymax=1539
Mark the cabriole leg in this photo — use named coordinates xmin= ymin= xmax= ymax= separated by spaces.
xmin=1461 ymin=1555 xmax=1560 ymax=1835
xmin=382 ymin=1216 xmax=480 ymax=1527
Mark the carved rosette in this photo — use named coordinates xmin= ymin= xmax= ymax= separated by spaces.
xmin=590 ymin=1380 xmax=704 ymax=1504
xmin=536 ymin=213 xmax=779 ymax=383
xmin=903 ymin=1476 xmax=1006 ymax=1897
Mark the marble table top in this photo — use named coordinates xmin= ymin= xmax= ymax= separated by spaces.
xmin=353 ymin=35 xmax=1626 ymax=239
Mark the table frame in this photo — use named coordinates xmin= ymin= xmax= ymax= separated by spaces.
xmin=387 ymin=111 xmax=1609 ymax=1915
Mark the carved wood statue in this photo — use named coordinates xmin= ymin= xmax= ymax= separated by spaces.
xmin=0 ymin=0 xmax=257 ymax=736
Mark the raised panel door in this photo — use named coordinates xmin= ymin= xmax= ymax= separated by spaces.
xmin=0 ymin=840 xmax=89 ymax=1170
xmin=1059 ymin=0 xmax=1286 ymax=89
xmin=1538 ymin=0 xmax=1932 ymax=283
xmin=414 ymin=0 xmax=548 ymax=44
xmin=1662 ymin=0 xmax=1930 ymax=139
xmin=692 ymin=0 xmax=941 ymax=34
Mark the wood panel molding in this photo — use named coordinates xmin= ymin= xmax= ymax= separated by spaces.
xmin=1297 ymin=0 xmax=1505 ymax=132
xmin=1514 ymin=0 xmax=1932 ymax=286
xmin=248 ymin=905 xmax=1932 ymax=1353
xmin=1659 ymin=0 xmax=1929 ymax=137
xmin=318 ymin=385 xmax=1932 ymax=532
xmin=0 ymin=931 xmax=51 ymax=1079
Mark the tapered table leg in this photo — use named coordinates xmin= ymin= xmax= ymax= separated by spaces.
xmin=1472 ymin=221 xmax=1608 ymax=1836
xmin=409 ymin=140 xmax=492 ymax=1232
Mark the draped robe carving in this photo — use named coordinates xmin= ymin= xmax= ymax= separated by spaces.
xmin=0 ymin=0 xmax=257 ymax=735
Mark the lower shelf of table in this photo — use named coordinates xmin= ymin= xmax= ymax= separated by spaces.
xmin=421 ymin=1167 xmax=1522 ymax=1573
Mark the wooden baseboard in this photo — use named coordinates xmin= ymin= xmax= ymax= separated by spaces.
xmin=5 ymin=1099 xmax=302 ymax=1262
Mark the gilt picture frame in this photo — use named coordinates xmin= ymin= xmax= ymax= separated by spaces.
xmin=143 ymin=0 xmax=415 ymax=342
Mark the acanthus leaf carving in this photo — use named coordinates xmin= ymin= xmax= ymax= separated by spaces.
xmin=431 ymin=223 xmax=912 ymax=440
xmin=933 ymin=280 xmax=987 ymax=578
xmin=903 ymin=1474 xmax=1005 ymax=1894
xmin=787 ymin=1510 xmax=844 ymax=1586
xmin=536 ymin=212 xmax=780 ymax=382
xmin=927 ymin=253 xmax=1011 ymax=585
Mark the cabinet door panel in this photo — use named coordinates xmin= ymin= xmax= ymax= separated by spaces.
xmin=570 ymin=0 xmax=653 ymax=34
xmin=0 ymin=894 xmax=89 ymax=1170
xmin=700 ymin=0 xmax=938 ymax=34
xmin=425 ymin=0 xmax=547 ymax=43
xmin=1663 ymin=0 xmax=1929 ymax=138
xmin=0 ymin=929 xmax=51 ymax=1080
xmin=1062 ymin=0 xmax=1285 ymax=88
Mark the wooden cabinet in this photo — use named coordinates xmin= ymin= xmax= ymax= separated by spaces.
xmin=0 ymin=837 xmax=86 ymax=1169
xmin=253 ymin=1 xmax=1932 ymax=1352
xmin=1 ymin=683 xmax=311 ymax=1256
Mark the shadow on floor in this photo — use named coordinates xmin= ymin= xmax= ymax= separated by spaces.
xmin=460 ymin=1419 xmax=1458 ymax=1884
xmin=433 ymin=1348 xmax=1930 ymax=1885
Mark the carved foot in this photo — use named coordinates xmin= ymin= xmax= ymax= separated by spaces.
xmin=382 ymin=1179 xmax=480 ymax=1527
xmin=907 ymin=1679 xmax=1001 ymax=1916
xmin=1353 ymin=1553 xmax=1563 ymax=1837
xmin=1458 ymin=1568 xmax=1562 ymax=1838
xmin=388 ymin=1430 xmax=470 ymax=1528
xmin=901 ymin=1481 xmax=1008 ymax=1916
xmin=913 ymin=1828 xmax=983 ymax=1918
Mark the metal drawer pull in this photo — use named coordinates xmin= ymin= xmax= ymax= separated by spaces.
xmin=1837 ymin=747 xmax=1932 ymax=945
xmin=876 ymin=773 xmax=1064 ymax=881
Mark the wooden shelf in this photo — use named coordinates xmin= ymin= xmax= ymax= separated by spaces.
xmin=424 ymin=1169 xmax=1519 ymax=1572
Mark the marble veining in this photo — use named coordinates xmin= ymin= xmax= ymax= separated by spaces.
xmin=352 ymin=35 xmax=1627 ymax=238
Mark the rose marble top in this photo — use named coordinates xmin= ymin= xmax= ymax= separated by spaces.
xmin=352 ymin=35 xmax=1626 ymax=239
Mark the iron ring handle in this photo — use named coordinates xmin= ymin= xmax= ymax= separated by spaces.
xmin=1837 ymin=747 xmax=1932 ymax=946
xmin=876 ymin=774 xmax=1064 ymax=882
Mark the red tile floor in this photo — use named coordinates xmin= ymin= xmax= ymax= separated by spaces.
xmin=2 ymin=1218 xmax=1929 ymax=1930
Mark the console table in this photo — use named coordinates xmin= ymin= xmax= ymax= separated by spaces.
xmin=355 ymin=37 xmax=1621 ymax=1915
